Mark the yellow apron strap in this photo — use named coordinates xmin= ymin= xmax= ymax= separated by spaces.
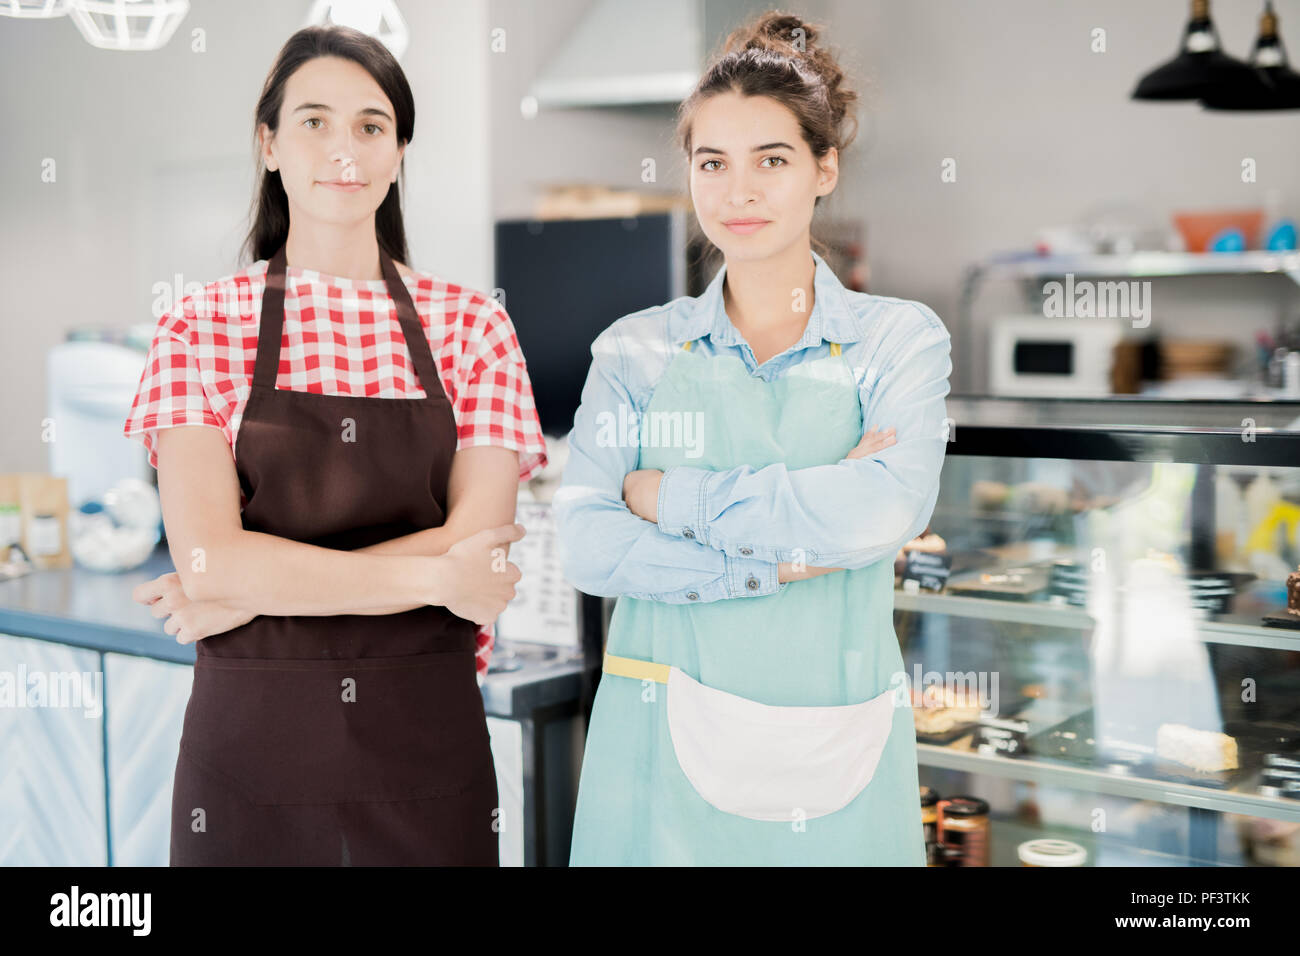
xmin=685 ymin=339 xmax=834 ymax=354
xmin=603 ymin=652 xmax=670 ymax=684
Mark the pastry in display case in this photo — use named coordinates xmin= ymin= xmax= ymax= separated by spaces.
xmin=948 ymin=564 xmax=1049 ymax=601
xmin=895 ymin=397 xmax=1300 ymax=866
xmin=911 ymin=683 xmax=985 ymax=743
xmin=1264 ymin=564 xmax=1300 ymax=628
xmin=894 ymin=527 xmax=948 ymax=575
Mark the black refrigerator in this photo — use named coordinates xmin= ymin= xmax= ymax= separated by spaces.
xmin=494 ymin=211 xmax=692 ymax=440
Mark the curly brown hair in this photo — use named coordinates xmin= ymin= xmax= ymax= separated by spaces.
xmin=677 ymin=10 xmax=860 ymax=162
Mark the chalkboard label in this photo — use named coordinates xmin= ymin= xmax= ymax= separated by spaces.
xmin=901 ymin=550 xmax=952 ymax=592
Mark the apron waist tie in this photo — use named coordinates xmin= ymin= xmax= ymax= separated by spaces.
xmin=603 ymin=651 xmax=670 ymax=684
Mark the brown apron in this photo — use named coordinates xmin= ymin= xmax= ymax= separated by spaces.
xmin=169 ymin=243 xmax=499 ymax=866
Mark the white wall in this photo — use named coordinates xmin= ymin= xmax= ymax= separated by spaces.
xmin=0 ymin=0 xmax=492 ymax=474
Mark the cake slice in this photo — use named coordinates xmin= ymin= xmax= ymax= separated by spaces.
xmin=1156 ymin=723 xmax=1239 ymax=773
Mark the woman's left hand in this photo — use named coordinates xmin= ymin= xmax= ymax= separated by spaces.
xmin=622 ymin=469 xmax=664 ymax=523
xmin=132 ymin=571 xmax=256 ymax=644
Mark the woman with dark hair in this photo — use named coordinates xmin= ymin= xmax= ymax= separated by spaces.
xmin=123 ymin=26 xmax=547 ymax=865
xmin=555 ymin=11 xmax=951 ymax=864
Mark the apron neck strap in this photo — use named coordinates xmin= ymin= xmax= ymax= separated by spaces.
xmin=680 ymin=338 xmax=841 ymax=355
xmin=254 ymin=243 xmax=444 ymax=397
xmin=253 ymin=244 xmax=291 ymax=389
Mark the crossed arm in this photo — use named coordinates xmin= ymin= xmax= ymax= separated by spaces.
xmin=648 ymin=326 xmax=953 ymax=569
xmin=135 ymin=425 xmax=521 ymax=639
xmin=552 ymin=310 xmax=952 ymax=603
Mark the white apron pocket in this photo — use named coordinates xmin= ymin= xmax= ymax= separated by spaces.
xmin=665 ymin=665 xmax=897 ymax=822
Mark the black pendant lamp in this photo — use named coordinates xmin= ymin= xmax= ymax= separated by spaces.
xmin=1202 ymin=2 xmax=1300 ymax=110
xmin=1132 ymin=0 xmax=1260 ymax=101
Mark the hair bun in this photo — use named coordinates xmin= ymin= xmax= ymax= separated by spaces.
xmin=721 ymin=10 xmax=857 ymax=146
xmin=681 ymin=8 xmax=861 ymax=157
xmin=726 ymin=11 xmax=820 ymax=58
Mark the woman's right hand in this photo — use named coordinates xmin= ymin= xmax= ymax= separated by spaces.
xmin=778 ymin=562 xmax=844 ymax=583
xmin=434 ymin=523 xmax=526 ymax=625
xmin=132 ymin=571 xmax=256 ymax=643
xmin=845 ymin=424 xmax=896 ymax=460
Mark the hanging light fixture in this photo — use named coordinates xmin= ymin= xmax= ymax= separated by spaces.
xmin=305 ymin=0 xmax=408 ymax=61
xmin=1202 ymin=1 xmax=1300 ymax=110
xmin=66 ymin=0 xmax=189 ymax=51
xmin=1132 ymin=0 xmax=1259 ymax=101
xmin=0 ymin=0 xmax=71 ymax=16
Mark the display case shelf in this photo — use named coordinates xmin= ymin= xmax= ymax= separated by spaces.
xmin=895 ymin=590 xmax=1300 ymax=652
xmin=918 ymin=740 xmax=1300 ymax=825
xmin=973 ymin=250 xmax=1300 ymax=284
xmin=980 ymin=818 xmax=1241 ymax=867
xmin=958 ymin=249 xmax=1300 ymax=338
xmin=904 ymin=400 xmax=1300 ymax=866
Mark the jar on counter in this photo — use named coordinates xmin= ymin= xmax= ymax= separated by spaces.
xmin=920 ymin=786 xmax=940 ymax=866
xmin=1285 ymin=351 xmax=1300 ymax=397
xmin=1017 ymin=838 xmax=1087 ymax=867
xmin=938 ymin=845 xmax=965 ymax=867
xmin=937 ymin=795 xmax=990 ymax=866
xmin=28 ymin=511 xmax=62 ymax=556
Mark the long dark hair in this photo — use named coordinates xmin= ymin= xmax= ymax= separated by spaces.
xmin=240 ymin=26 xmax=415 ymax=267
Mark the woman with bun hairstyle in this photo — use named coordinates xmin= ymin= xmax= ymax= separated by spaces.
xmin=555 ymin=11 xmax=951 ymax=864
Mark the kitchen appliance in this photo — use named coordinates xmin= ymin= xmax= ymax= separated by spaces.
xmin=495 ymin=211 xmax=687 ymax=437
xmin=989 ymin=315 xmax=1124 ymax=397
xmin=47 ymin=340 xmax=154 ymax=507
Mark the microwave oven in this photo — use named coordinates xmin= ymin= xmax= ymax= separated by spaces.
xmin=989 ymin=315 xmax=1123 ymax=397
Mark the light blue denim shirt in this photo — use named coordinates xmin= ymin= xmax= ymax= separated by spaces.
xmin=553 ymin=249 xmax=953 ymax=604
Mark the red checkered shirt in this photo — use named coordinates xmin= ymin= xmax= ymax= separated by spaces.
xmin=123 ymin=258 xmax=549 ymax=676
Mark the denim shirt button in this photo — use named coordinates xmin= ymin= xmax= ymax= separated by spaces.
xmin=686 ymin=591 xmax=699 ymax=601
xmin=746 ymin=577 xmax=759 ymax=590
xmin=682 ymin=529 xmax=695 ymax=539
xmin=740 ymin=546 xmax=753 ymax=555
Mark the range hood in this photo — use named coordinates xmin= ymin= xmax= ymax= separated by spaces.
xmin=528 ymin=0 xmax=705 ymax=108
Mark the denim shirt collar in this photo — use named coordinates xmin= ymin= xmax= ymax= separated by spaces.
xmin=672 ymin=249 xmax=867 ymax=349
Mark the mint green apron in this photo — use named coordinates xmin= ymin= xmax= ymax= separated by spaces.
xmin=569 ymin=339 xmax=926 ymax=865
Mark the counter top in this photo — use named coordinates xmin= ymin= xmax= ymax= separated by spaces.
xmin=0 ymin=544 xmax=589 ymax=720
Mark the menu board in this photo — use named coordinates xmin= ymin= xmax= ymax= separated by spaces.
xmin=494 ymin=498 xmax=580 ymax=648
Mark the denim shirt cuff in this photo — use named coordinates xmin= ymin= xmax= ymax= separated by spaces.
xmin=656 ymin=465 xmax=708 ymax=543
xmin=724 ymin=552 xmax=780 ymax=598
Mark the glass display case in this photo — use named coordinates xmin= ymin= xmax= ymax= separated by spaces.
xmin=902 ymin=397 xmax=1300 ymax=866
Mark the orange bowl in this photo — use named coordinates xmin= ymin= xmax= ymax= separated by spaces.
xmin=1172 ymin=209 xmax=1264 ymax=252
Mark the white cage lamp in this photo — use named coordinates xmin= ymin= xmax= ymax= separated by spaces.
xmin=0 ymin=0 xmax=71 ymax=17
xmin=66 ymin=0 xmax=189 ymax=51
xmin=305 ymin=0 xmax=408 ymax=61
